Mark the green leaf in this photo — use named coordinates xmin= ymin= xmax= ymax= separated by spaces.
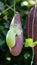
xmin=0 ymin=25 xmax=4 ymax=30
xmin=33 ymin=41 xmax=37 ymax=47
xmin=0 ymin=39 xmax=5 ymax=46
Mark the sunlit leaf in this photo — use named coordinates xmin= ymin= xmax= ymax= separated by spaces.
xmin=29 ymin=0 xmax=35 ymax=5
xmin=21 ymin=1 xmax=28 ymax=6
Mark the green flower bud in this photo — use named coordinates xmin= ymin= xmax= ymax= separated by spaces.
xmin=25 ymin=38 xmax=33 ymax=47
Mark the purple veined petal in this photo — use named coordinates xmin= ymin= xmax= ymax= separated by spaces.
xmin=9 ymin=12 xmax=24 ymax=56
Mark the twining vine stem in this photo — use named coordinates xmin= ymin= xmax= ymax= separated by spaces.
xmin=0 ymin=0 xmax=16 ymax=16
xmin=14 ymin=0 xmax=16 ymax=15
xmin=0 ymin=5 xmax=14 ymax=15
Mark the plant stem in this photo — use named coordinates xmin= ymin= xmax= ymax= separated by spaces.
xmin=31 ymin=48 xmax=34 ymax=65
xmin=14 ymin=0 xmax=16 ymax=15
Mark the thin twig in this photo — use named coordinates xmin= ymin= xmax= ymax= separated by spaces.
xmin=14 ymin=0 xmax=16 ymax=15
xmin=6 ymin=4 xmax=14 ymax=11
xmin=0 ymin=5 xmax=15 ymax=15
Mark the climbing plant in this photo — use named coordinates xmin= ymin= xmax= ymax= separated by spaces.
xmin=0 ymin=0 xmax=35 ymax=65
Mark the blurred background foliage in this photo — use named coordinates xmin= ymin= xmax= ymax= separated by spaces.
xmin=0 ymin=0 xmax=35 ymax=65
